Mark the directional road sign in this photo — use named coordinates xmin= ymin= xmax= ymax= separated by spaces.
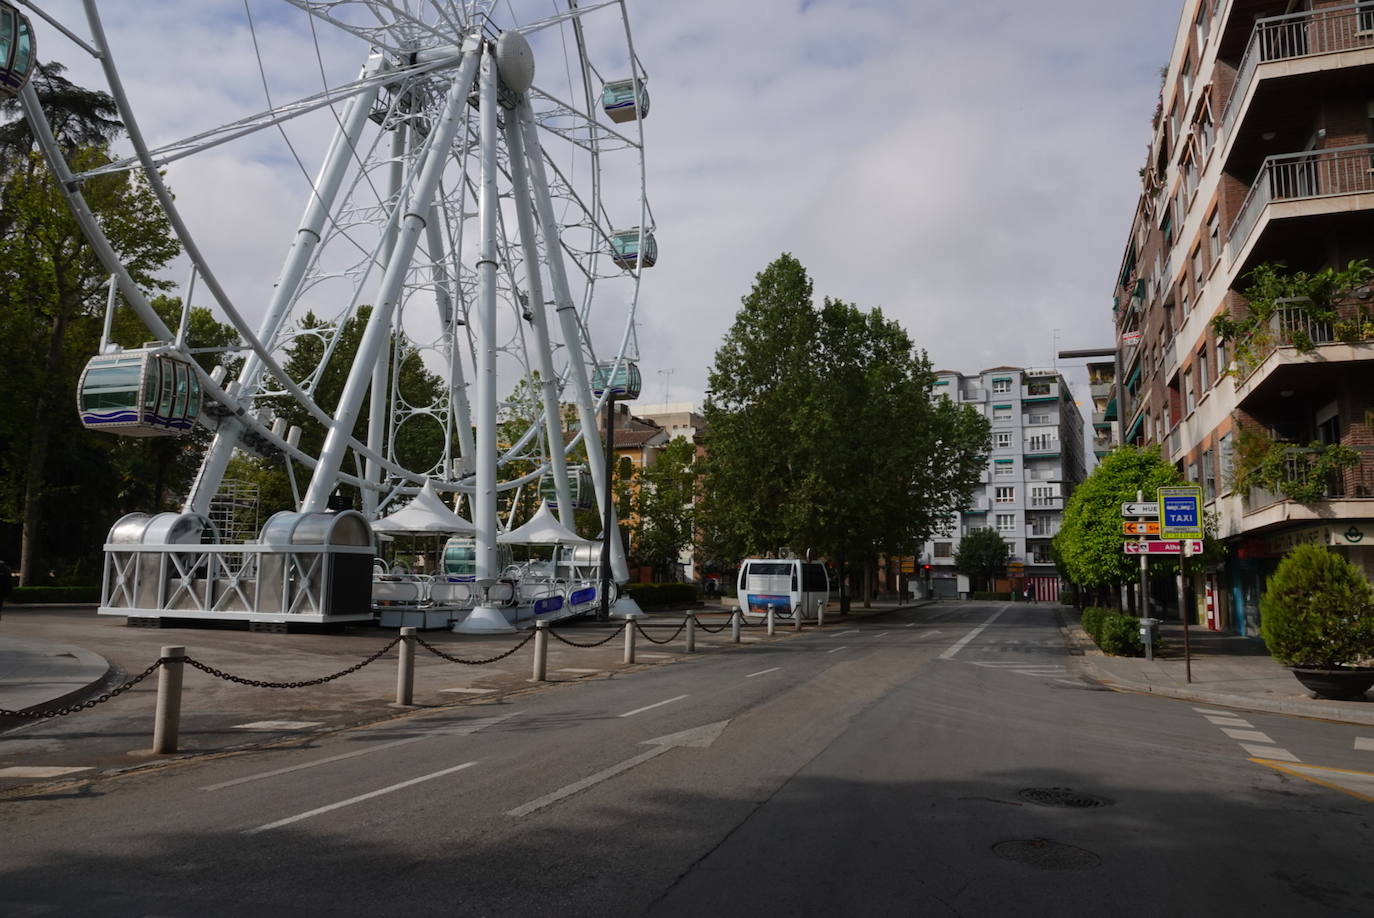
xmin=1124 ymin=540 xmax=1203 ymax=555
xmin=1157 ymin=486 xmax=1204 ymax=540
xmin=1122 ymin=521 xmax=1161 ymax=535
xmin=1121 ymin=502 xmax=1159 ymax=517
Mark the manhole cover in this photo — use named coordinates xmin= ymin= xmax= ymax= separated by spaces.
xmin=992 ymin=838 xmax=1101 ymax=870
xmin=1017 ymin=787 xmax=1110 ymax=808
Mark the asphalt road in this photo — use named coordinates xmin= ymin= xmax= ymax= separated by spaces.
xmin=4 ymin=602 xmax=1374 ymax=917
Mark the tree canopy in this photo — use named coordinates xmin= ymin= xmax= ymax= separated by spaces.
xmin=700 ymin=254 xmax=989 ymax=576
xmin=954 ymin=527 xmax=1010 ymax=593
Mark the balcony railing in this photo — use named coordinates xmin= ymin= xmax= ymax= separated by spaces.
xmin=1028 ymin=523 xmax=1060 ymax=538
xmin=1026 ymin=468 xmax=1062 ymax=481
xmin=1236 ymin=302 xmax=1374 ymax=383
xmin=1221 ymin=4 xmax=1374 ymax=143
xmin=1024 ymin=437 xmax=1060 ymax=454
xmin=1244 ymin=445 xmax=1374 ymax=512
xmin=1029 ymin=495 xmax=1063 ymax=509
xmin=1230 ymin=143 xmax=1374 ymax=264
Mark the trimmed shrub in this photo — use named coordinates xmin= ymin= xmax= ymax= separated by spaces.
xmin=11 ymin=586 xmax=101 ymax=604
xmin=972 ymin=591 xmax=1012 ymax=601
xmin=1260 ymin=542 xmax=1374 ymax=667
xmin=1097 ymin=613 xmax=1144 ymax=657
xmin=624 ymin=582 xmax=697 ymax=609
xmin=1080 ymin=607 xmax=1106 ymax=643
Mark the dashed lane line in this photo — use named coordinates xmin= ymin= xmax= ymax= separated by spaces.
xmin=938 ymin=607 xmax=1007 ymax=660
xmin=827 ymin=646 xmax=848 ymax=654
xmin=745 ymin=667 xmax=780 ymax=678
xmin=1240 ymin=744 xmax=1300 ymax=762
xmin=245 ymin=761 xmax=477 ymax=834
xmin=1204 ymin=716 xmax=1253 ymax=728
xmin=1222 ymin=729 xmax=1276 ymax=744
xmin=234 ymin=720 xmax=324 ymax=731
xmin=619 ymin=694 xmax=689 ymax=718
xmin=1355 ymin=737 xmax=1374 ymax=752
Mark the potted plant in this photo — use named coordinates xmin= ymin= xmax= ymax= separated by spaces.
xmin=1260 ymin=543 xmax=1374 ymax=700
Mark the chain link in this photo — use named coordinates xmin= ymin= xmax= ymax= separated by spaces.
xmin=415 ymin=632 xmax=534 ymax=665
xmin=692 ymin=614 xmax=729 ymax=634
xmin=634 ymin=618 xmax=688 ymax=645
xmin=0 ymin=658 xmax=166 ymax=719
xmin=549 ymin=622 xmax=627 ymax=647
xmin=183 ymin=636 xmax=403 ymax=689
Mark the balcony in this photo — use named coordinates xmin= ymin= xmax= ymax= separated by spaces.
xmin=1029 ymin=495 xmax=1063 ymax=510
xmin=1092 ymin=432 xmax=1117 ymax=455
xmin=961 ymin=387 xmax=986 ymax=403
xmin=1221 ymin=4 xmax=1374 ymax=145
xmin=1023 ymin=436 xmax=1060 ymax=457
xmin=1243 ymin=445 xmax=1374 ymax=514
xmin=1233 ymin=303 xmax=1374 ymax=407
xmin=1026 ymin=467 xmax=1062 ymax=481
xmin=1230 ymin=144 xmax=1374 ymax=266
xmin=1027 ymin=521 xmax=1061 ymax=538
xmin=1022 ymin=383 xmax=1059 ymax=402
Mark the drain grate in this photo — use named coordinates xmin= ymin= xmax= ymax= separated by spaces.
xmin=993 ymin=838 xmax=1101 ymax=870
xmin=1017 ymin=787 xmax=1110 ymax=808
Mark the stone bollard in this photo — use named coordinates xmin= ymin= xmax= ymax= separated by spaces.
xmin=624 ymin=619 xmax=636 ymax=664
xmin=767 ymin=607 xmax=775 ymax=636
xmin=152 ymin=645 xmax=186 ymax=755
xmin=532 ymin=620 xmax=549 ymax=681
xmin=685 ymin=615 xmax=696 ymax=653
xmin=794 ymin=605 xmax=803 ymax=632
xmin=817 ymin=600 xmax=825 ymax=630
xmin=731 ymin=609 xmax=741 ymax=644
xmin=396 ymin=627 xmax=416 ymax=705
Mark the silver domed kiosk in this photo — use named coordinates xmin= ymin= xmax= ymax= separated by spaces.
xmin=100 ymin=510 xmax=375 ymax=627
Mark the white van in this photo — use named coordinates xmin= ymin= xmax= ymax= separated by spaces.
xmin=737 ymin=559 xmax=829 ymax=621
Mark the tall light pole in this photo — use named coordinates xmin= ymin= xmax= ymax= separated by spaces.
xmin=599 ymin=392 xmax=618 ymax=622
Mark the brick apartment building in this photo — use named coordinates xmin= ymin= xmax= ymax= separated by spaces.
xmin=1112 ymin=0 xmax=1374 ymax=634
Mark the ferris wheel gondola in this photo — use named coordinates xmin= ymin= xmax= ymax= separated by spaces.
xmin=77 ymin=347 xmax=202 ymax=437
xmin=0 ymin=1 xmax=35 ymax=98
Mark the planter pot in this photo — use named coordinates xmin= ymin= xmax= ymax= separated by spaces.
xmin=1289 ymin=667 xmax=1374 ymax=701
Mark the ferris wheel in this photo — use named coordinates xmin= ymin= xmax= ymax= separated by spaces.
xmin=20 ymin=1 xmax=654 ymax=615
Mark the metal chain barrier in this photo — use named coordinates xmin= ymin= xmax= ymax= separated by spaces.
xmin=549 ymin=622 xmax=627 ymax=648
xmin=0 ymin=658 xmax=167 ymax=719
xmin=415 ymin=632 xmax=534 ymax=665
xmin=692 ymin=613 xmax=729 ymax=634
xmin=634 ymin=618 xmax=687 ymax=645
xmin=183 ymin=636 xmax=403 ymax=688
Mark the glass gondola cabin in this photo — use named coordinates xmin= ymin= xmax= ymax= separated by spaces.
xmin=591 ymin=361 xmax=641 ymax=400
xmin=601 ymin=78 xmax=648 ymax=124
xmin=608 ymin=228 xmax=656 ymax=271
xmin=78 ymin=349 xmax=202 ymax=436
xmin=539 ymin=465 xmax=595 ymax=511
xmin=441 ymin=536 xmax=513 ymax=582
xmin=0 ymin=2 xmax=35 ymax=99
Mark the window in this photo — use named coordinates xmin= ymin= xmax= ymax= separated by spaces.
xmin=1216 ymin=337 xmax=1227 ymax=376
xmin=994 ymin=460 xmax=1015 ymax=478
xmin=1031 ymin=544 xmax=1054 ymax=564
xmin=995 ymin=513 xmax=1017 ymax=533
xmin=1203 ymin=449 xmax=1216 ymax=501
xmin=1026 ymin=381 xmax=1052 ymax=396
xmin=1030 ymin=485 xmax=1058 ymax=507
xmin=1361 ymin=0 xmax=1374 ymax=32
xmin=1027 ymin=412 xmax=1052 ymax=425
xmin=991 ymin=377 xmax=1012 ymax=393
xmin=1197 ymin=346 xmax=1210 ymax=391
xmin=995 ymin=431 xmax=1012 ymax=449
xmin=933 ymin=542 xmax=952 ymax=558
xmin=1220 ymin=432 xmax=1234 ymax=491
xmin=1208 ymin=211 xmax=1220 ymax=264
xmin=992 ymin=404 xmax=1012 ymax=421
xmin=1192 ymin=246 xmax=1204 ymax=285
xmin=1181 ymin=56 xmax=1192 ymax=102
xmin=1184 ymin=369 xmax=1195 ymax=414
xmin=995 ymin=486 xmax=1015 ymax=503
xmin=1195 ymin=2 xmax=1210 ymax=45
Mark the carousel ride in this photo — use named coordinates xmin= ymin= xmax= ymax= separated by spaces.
xmin=16 ymin=1 xmax=655 ymax=632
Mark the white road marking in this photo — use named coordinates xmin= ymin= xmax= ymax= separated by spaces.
xmin=1192 ymin=707 xmax=1230 ymax=715
xmin=903 ymin=622 xmax=916 ymax=628
xmin=939 ymin=608 xmax=1007 ymax=660
xmin=912 ymin=630 xmax=943 ymax=640
xmin=1204 ymin=716 xmax=1253 ymax=727
xmin=833 ymin=630 xmax=859 ymax=637
xmin=1356 ymin=737 xmax=1374 ymax=752
xmin=245 ymin=761 xmax=477 ymax=833
xmin=745 ymin=667 xmax=780 ymax=678
xmin=1222 ymin=729 xmax=1275 ymax=744
xmin=0 ymin=766 xmax=93 ymax=779
xmin=827 ymin=646 xmax=848 ymax=654
xmin=556 ymin=668 xmax=601 ymax=674
xmin=1239 ymin=744 xmax=1299 ymax=762
xmin=618 ymin=694 xmax=689 ymax=718
xmin=439 ymin=687 xmax=495 ymax=695
xmin=233 ymin=720 xmax=324 ymax=731
xmin=205 ymin=713 xmax=520 ymax=791
xmin=506 ymin=721 xmax=728 ymax=818
xmin=637 ymin=653 xmax=672 ymax=658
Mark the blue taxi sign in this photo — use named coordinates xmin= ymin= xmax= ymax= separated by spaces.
xmin=1156 ymin=486 xmax=1203 ymax=540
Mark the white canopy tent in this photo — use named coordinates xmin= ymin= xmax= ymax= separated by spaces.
xmin=498 ymin=500 xmax=591 ymax=545
xmin=372 ymin=480 xmax=475 ymax=535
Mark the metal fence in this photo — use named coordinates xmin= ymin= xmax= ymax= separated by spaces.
xmin=1230 ymin=143 xmax=1374 ymax=263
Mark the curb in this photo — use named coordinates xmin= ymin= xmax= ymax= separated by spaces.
xmin=0 ymin=638 xmax=114 ymax=719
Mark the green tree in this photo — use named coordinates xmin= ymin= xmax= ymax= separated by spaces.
xmin=1053 ymin=445 xmax=1187 ymax=603
xmin=631 ymin=436 xmax=697 ymax=581
xmin=954 ymin=527 xmax=1010 ymax=593
xmin=700 ymin=254 xmax=989 ymax=607
xmin=1260 ymin=542 xmax=1374 ymax=668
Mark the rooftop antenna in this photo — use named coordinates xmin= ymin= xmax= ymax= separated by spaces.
xmin=658 ymin=367 xmax=674 ymax=405
xmin=1052 ymin=329 xmax=1061 ymax=368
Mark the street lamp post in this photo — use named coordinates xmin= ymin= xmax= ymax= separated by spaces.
xmin=599 ymin=392 xmax=617 ymax=622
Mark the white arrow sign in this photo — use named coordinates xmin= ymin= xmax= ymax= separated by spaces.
xmin=505 ymin=720 xmax=730 ymax=817
xmin=1121 ymin=502 xmax=1159 ymax=517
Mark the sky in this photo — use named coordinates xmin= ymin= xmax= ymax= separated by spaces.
xmin=30 ymin=0 xmax=1183 ymax=418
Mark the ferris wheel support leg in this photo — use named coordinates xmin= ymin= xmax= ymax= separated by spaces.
xmin=426 ymin=203 xmax=475 ymax=469
xmin=302 ymin=42 xmax=482 ymax=514
xmin=186 ymin=61 xmax=385 ymax=515
xmin=457 ymin=44 xmax=516 ymax=635
xmin=515 ymin=101 xmax=629 ymax=583
xmin=504 ymin=110 xmax=576 ymax=527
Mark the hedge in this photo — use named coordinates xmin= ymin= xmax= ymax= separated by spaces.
xmin=624 ymin=582 xmax=698 ymax=608
xmin=972 ymin=591 xmax=1013 ymax=601
xmin=11 ymin=586 xmax=102 ymax=604
xmin=1079 ymin=606 xmax=1144 ymax=657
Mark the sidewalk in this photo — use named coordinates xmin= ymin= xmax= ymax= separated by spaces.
xmin=1063 ymin=611 xmax=1374 ymax=727
xmin=0 ymin=633 xmax=110 ymax=714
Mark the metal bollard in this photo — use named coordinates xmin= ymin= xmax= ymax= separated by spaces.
xmin=532 ymin=620 xmax=549 ymax=681
xmin=817 ymin=600 xmax=825 ymax=629
xmin=396 ymin=627 xmax=416 ymax=705
xmin=767 ymin=607 xmax=775 ymax=636
xmin=624 ymin=619 xmax=636 ymax=664
xmin=686 ymin=615 xmax=696 ymax=653
xmin=794 ymin=605 xmax=803 ymax=632
xmin=152 ymin=645 xmax=185 ymax=755
xmin=732 ymin=609 xmax=741 ymax=644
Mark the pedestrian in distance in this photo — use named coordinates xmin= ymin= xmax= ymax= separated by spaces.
xmin=1023 ymin=584 xmax=1034 ymax=603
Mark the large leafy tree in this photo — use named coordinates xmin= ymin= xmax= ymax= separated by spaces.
xmin=630 ymin=436 xmax=697 ymax=581
xmin=954 ymin=527 xmax=1011 ymax=593
xmin=700 ymin=254 xmax=989 ymax=604
xmin=1053 ymin=446 xmax=1185 ymax=597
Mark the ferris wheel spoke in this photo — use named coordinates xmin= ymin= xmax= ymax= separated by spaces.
xmin=284 ymin=0 xmax=479 ymax=54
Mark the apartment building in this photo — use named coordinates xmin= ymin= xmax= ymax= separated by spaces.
xmin=1112 ymin=0 xmax=1374 ymax=635
xmin=923 ymin=367 xmax=1086 ymax=600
